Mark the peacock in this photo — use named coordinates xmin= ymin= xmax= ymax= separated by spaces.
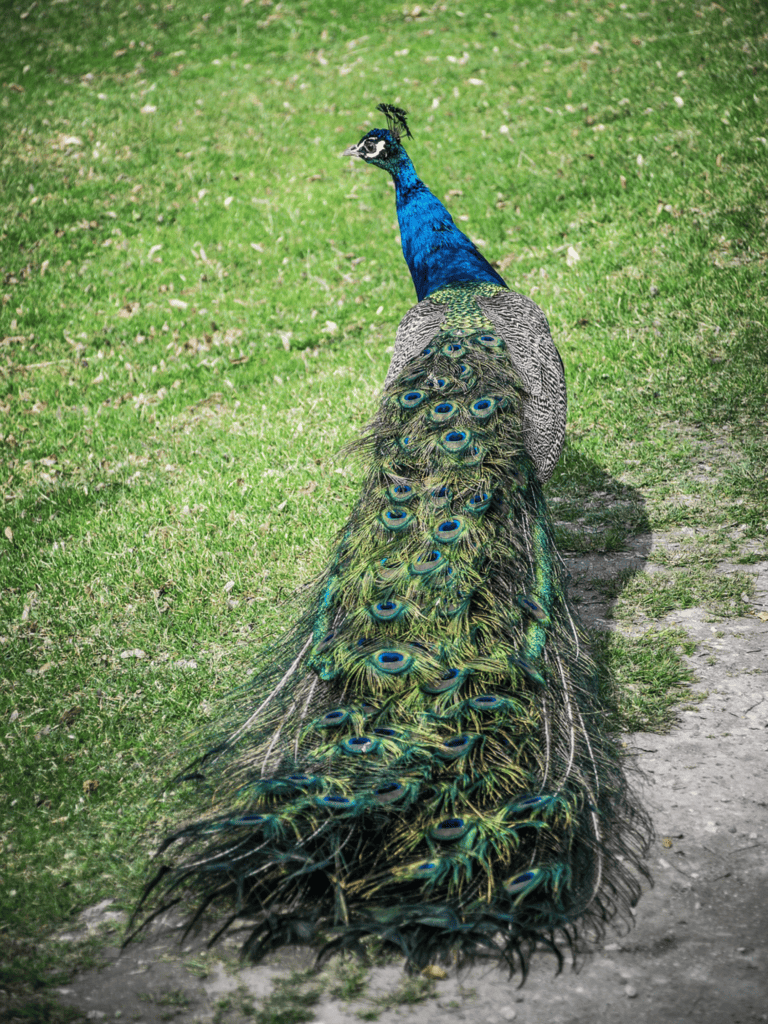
xmin=133 ymin=105 xmax=651 ymax=975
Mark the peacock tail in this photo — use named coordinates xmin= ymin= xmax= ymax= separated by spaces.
xmin=133 ymin=107 xmax=651 ymax=975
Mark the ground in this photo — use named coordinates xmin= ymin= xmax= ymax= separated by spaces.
xmin=40 ymin=539 xmax=768 ymax=1024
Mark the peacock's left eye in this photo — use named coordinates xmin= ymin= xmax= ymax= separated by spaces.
xmin=363 ymin=138 xmax=387 ymax=158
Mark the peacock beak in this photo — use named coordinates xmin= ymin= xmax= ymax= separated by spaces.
xmin=343 ymin=143 xmax=363 ymax=158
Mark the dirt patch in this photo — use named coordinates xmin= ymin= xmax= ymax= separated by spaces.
xmin=42 ymin=548 xmax=768 ymax=1024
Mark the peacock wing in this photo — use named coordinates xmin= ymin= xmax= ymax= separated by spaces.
xmin=384 ymin=299 xmax=447 ymax=389
xmin=476 ymin=291 xmax=566 ymax=484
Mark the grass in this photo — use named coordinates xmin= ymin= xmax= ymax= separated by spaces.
xmin=0 ymin=934 xmax=103 ymax=1023
xmin=237 ymin=971 xmax=321 ymax=1024
xmin=206 ymin=963 xmax=433 ymax=1024
xmin=371 ymin=974 xmax=436 ymax=1009
xmin=328 ymin=958 xmax=371 ymax=1002
xmin=327 ymin=962 xmax=437 ymax=1021
xmin=1 ymin=0 xmax=767 ymax=1010
xmin=596 ymin=628 xmax=699 ymax=733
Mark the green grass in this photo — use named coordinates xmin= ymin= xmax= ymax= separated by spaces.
xmin=243 ymin=971 xmax=321 ymax=1024
xmin=372 ymin=973 xmax=436 ymax=1008
xmin=1 ymin=0 xmax=767 ymax=1005
xmin=609 ymin=564 xmax=755 ymax=620
xmin=328 ymin=958 xmax=371 ymax=1002
xmin=0 ymin=934 xmax=103 ymax=1023
xmin=596 ymin=628 xmax=700 ymax=733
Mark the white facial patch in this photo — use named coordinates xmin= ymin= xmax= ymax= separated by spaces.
xmin=364 ymin=138 xmax=388 ymax=159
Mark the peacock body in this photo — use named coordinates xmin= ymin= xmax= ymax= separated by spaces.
xmin=136 ymin=106 xmax=650 ymax=973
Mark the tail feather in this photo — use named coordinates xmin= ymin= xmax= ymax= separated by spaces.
xmin=132 ymin=282 xmax=651 ymax=972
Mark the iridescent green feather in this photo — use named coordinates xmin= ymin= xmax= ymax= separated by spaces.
xmin=132 ymin=282 xmax=651 ymax=974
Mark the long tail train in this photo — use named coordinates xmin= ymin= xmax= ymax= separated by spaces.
xmin=131 ymin=108 xmax=651 ymax=975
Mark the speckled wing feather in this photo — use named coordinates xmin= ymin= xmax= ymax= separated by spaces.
xmin=477 ymin=291 xmax=566 ymax=484
xmin=384 ymin=299 xmax=447 ymax=389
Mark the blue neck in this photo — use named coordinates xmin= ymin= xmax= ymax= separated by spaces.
xmin=391 ymin=153 xmax=507 ymax=302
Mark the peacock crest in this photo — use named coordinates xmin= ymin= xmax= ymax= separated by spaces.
xmin=376 ymin=102 xmax=413 ymax=141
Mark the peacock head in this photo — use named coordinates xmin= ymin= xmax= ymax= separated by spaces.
xmin=343 ymin=104 xmax=413 ymax=174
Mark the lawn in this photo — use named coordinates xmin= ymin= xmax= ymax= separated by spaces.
xmin=1 ymin=0 xmax=766 ymax=986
